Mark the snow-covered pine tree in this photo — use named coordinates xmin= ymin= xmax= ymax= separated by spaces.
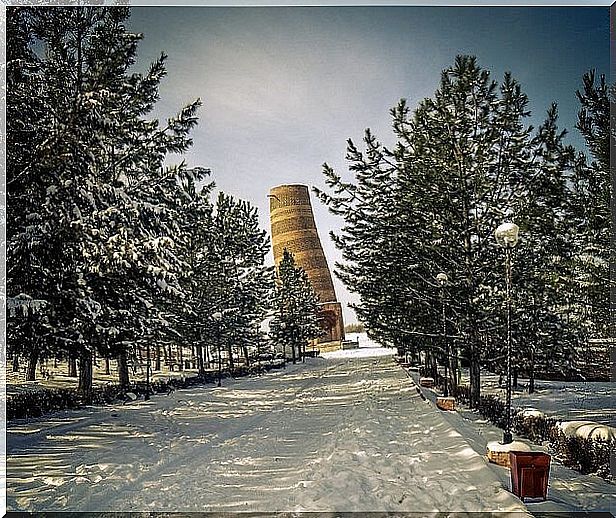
xmin=509 ymin=104 xmax=578 ymax=390
xmin=212 ymin=193 xmax=273 ymax=369
xmin=178 ymin=190 xmax=273 ymax=372
xmin=6 ymin=7 xmax=59 ymax=380
xmin=270 ymin=249 xmax=321 ymax=363
xmin=7 ymin=7 xmax=209 ymax=391
xmin=314 ymin=129 xmax=421 ymax=357
xmin=318 ymin=55 xmax=580 ymax=405
xmin=168 ymin=181 xmax=216 ymax=374
xmin=567 ymin=71 xmax=612 ymax=343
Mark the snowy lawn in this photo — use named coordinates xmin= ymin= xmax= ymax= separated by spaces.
xmin=408 ymin=369 xmax=616 ymax=514
xmin=459 ymin=370 xmax=615 ymax=428
xmin=8 ymin=342 xmax=528 ymax=514
xmin=7 ymin=360 xmax=206 ymax=396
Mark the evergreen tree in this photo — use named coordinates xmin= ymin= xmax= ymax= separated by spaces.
xmin=567 ymin=70 xmax=612 ymax=342
xmin=7 ymin=7 xmax=58 ymax=380
xmin=209 ymin=193 xmax=273 ymax=369
xmin=270 ymin=250 xmax=321 ymax=363
xmin=318 ymin=55 xmax=577 ymax=405
xmin=178 ymin=191 xmax=273 ymax=373
xmin=7 ymin=7 xmax=207 ymax=391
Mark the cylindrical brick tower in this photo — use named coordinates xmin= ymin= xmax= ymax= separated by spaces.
xmin=269 ymin=184 xmax=344 ymax=344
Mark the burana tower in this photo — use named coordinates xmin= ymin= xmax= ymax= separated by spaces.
xmin=269 ymin=184 xmax=345 ymax=344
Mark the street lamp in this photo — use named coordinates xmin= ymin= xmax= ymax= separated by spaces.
xmin=495 ymin=222 xmax=520 ymax=444
xmin=436 ymin=272 xmax=449 ymax=397
xmin=212 ymin=311 xmax=223 ymax=387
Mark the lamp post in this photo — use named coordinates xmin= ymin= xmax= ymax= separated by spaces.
xmin=436 ymin=272 xmax=449 ymax=397
xmin=495 ymin=222 xmax=520 ymax=445
xmin=212 ymin=311 xmax=223 ymax=387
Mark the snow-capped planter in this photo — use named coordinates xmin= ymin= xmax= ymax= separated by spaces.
xmin=486 ymin=440 xmax=532 ymax=467
xmin=436 ymin=396 xmax=456 ymax=411
xmin=419 ymin=377 xmax=434 ymax=388
xmin=555 ymin=420 xmax=616 ymax=441
xmin=519 ymin=408 xmax=545 ymax=419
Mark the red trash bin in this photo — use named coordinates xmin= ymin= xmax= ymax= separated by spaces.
xmin=509 ymin=451 xmax=551 ymax=501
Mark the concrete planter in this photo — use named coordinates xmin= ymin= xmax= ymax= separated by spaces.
xmin=436 ymin=396 xmax=456 ymax=411
xmin=419 ymin=377 xmax=434 ymax=388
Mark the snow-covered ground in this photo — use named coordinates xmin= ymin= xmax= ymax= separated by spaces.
xmin=8 ymin=337 xmax=528 ymax=514
xmin=409 ymin=370 xmax=615 ymax=514
xmin=323 ymin=332 xmax=395 ymax=359
xmin=7 ymin=359 xmax=205 ymax=395
xmin=459 ymin=370 xmax=616 ymax=428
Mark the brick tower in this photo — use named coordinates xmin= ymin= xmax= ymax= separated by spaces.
xmin=269 ymin=184 xmax=344 ymax=344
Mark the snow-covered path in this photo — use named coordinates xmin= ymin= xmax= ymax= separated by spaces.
xmin=8 ymin=349 xmax=528 ymax=514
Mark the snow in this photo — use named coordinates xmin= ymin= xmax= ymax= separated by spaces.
xmin=555 ymin=421 xmax=615 ymax=441
xmin=486 ymin=440 xmax=533 ymax=453
xmin=7 ymin=358 xmax=205 ymax=396
xmin=8 ymin=345 xmax=528 ymax=514
xmin=519 ymin=409 xmax=545 ymax=419
xmin=459 ymin=370 xmax=616 ymax=428
xmin=321 ymin=332 xmax=395 ymax=359
xmin=407 ymin=369 xmax=615 ymax=514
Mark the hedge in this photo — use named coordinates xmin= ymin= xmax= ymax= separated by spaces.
xmin=454 ymin=384 xmax=613 ymax=481
xmin=8 ymin=360 xmax=288 ymax=421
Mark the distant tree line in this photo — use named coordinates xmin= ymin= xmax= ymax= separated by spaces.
xmin=7 ymin=6 xmax=322 ymax=393
xmin=344 ymin=323 xmax=365 ymax=334
xmin=316 ymin=55 xmax=612 ymax=405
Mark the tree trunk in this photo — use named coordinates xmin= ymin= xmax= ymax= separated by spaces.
xmin=449 ymin=353 xmax=457 ymax=394
xmin=12 ymin=355 xmax=19 ymax=372
xmin=528 ymin=348 xmax=535 ymax=394
xmin=469 ymin=350 xmax=481 ymax=408
xmin=243 ymin=344 xmax=250 ymax=366
xmin=197 ymin=345 xmax=205 ymax=374
xmin=117 ymin=351 xmax=130 ymax=388
xmin=227 ymin=342 xmax=234 ymax=370
xmin=26 ymin=349 xmax=39 ymax=381
xmin=178 ymin=344 xmax=183 ymax=371
xmin=513 ymin=366 xmax=518 ymax=389
xmin=155 ymin=343 xmax=161 ymax=371
xmin=167 ymin=344 xmax=173 ymax=371
xmin=68 ymin=357 xmax=77 ymax=377
xmin=431 ymin=351 xmax=438 ymax=380
xmin=105 ymin=357 xmax=110 ymax=375
xmin=529 ymin=366 xmax=535 ymax=394
xmin=78 ymin=349 xmax=93 ymax=395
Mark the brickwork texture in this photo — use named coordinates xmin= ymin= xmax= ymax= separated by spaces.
xmin=269 ymin=184 xmax=344 ymax=343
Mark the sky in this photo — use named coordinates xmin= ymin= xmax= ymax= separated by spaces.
xmin=127 ymin=6 xmax=609 ymax=324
